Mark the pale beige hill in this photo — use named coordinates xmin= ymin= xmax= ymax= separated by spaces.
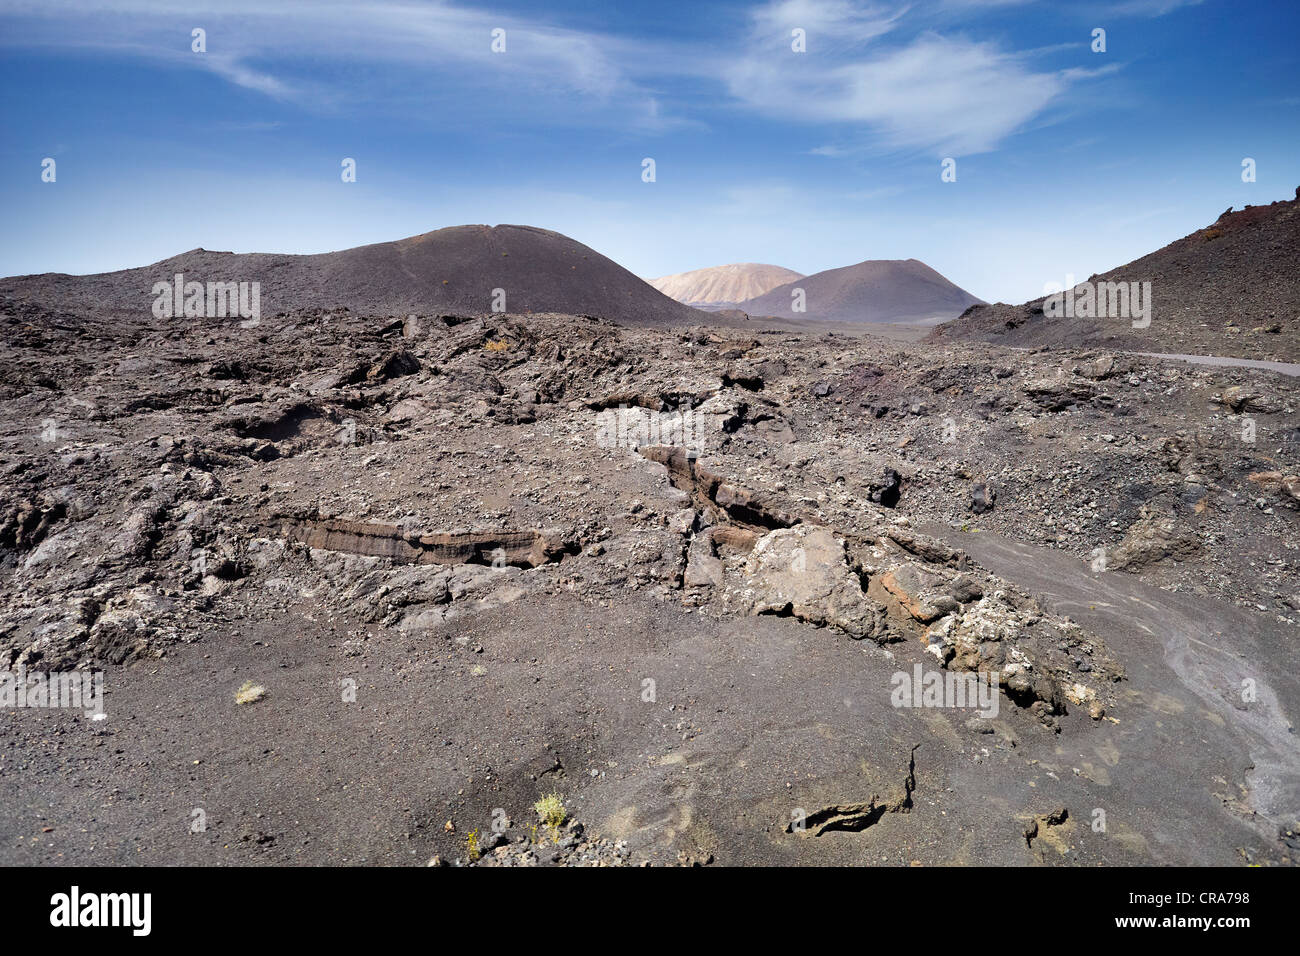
xmin=649 ymin=263 xmax=803 ymax=308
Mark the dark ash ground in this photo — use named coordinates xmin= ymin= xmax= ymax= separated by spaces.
xmin=2 ymin=305 xmax=1296 ymax=865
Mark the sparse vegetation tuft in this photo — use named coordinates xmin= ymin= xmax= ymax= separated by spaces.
xmin=533 ymin=792 xmax=567 ymax=834
xmin=234 ymin=680 xmax=266 ymax=705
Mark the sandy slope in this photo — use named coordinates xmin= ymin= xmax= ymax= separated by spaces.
xmin=649 ymin=263 xmax=804 ymax=308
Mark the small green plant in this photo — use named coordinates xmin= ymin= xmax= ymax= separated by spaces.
xmin=526 ymin=823 xmax=540 ymax=845
xmin=465 ymin=828 xmax=481 ymax=862
xmin=533 ymin=792 xmax=567 ymax=836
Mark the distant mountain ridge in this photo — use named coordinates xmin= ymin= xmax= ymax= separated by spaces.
xmin=738 ymin=258 xmax=983 ymax=324
xmin=0 ymin=224 xmax=705 ymax=327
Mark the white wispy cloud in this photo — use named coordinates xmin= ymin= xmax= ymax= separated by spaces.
xmin=0 ymin=0 xmax=1106 ymax=154
xmin=1100 ymin=0 xmax=1205 ymax=15
xmin=749 ymin=0 xmax=908 ymax=48
xmin=0 ymin=1 xmax=649 ymax=113
xmin=724 ymin=0 xmax=1075 ymax=155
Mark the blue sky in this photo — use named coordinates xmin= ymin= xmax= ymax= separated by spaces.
xmin=1 ymin=0 xmax=1296 ymax=303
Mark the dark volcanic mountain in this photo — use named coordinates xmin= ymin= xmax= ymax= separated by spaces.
xmin=929 ymin=188 xmax=1300 ymax=360
xmin=0 ymin=224 xmax=704 ymax=326
xmin=737 ymin=258 xmax=983 ymax=324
